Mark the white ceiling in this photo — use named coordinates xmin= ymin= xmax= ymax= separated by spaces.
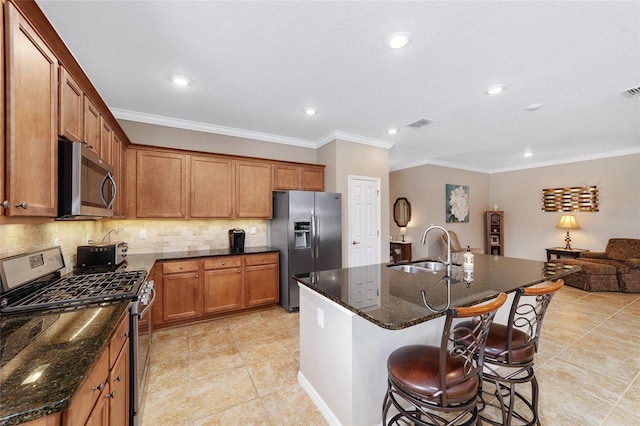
xmin=36 ymin=1 xmax=640 ymax=172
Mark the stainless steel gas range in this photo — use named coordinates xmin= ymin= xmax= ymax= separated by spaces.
xmin=0 ymin=246 xmax=154 ymax=425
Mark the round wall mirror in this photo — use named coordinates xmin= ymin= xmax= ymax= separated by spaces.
xmin=393 ymin=197 xmax=412 ymax=227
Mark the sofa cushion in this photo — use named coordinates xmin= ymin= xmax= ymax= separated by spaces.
xmin=606 ymin=238 xmax=640 ymax=261
xmin=557 ymin=259 xmax=617 ymax=275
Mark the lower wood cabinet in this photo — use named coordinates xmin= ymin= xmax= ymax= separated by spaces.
xmin=63 ymin=313 xmax=130 ymax=426
xmin=162 ymin=260 xmax=201 ymax=322
xmin=246 ymin=253 xmax=279 ymax=307
xmin=154 ymin=253 xmax=280 ymax=327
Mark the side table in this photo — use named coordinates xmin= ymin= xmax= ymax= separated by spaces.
xmin=546 ymin=247 xmax=589 ymax=262
xmin=390 ymin=241 xmax=412 ymax=263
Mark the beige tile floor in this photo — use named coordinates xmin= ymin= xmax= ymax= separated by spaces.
xmin=140 ymin=286 xmax=640 ymax=425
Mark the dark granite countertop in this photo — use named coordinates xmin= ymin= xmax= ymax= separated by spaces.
xmin=294 ymin=254 xmax=580 ymax=330
xmin=0 ymin=302 xmax=129 ymax=425
xmin=125 ymin=246 xmax=279 ymax=273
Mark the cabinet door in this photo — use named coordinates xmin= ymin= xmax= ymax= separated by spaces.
xmin=245 ymin=254 xmax=279 ymax=307
xmin=135 ymin=150 xmax=188 ymax=218
xmin=203 ymin=268 xmax=244 ymax=313
xmin=100 ymin=118 xmax=112 ymax=164
xmin=273 ymin=164 xmax=300 ymax=190
xmin=83 ymin=96 xmax=101 ymax=156
xmin=4 ymin=2 xmax=58 ymax=217
xmin=59 ymin=66 xmax=83 ymax=142
xmin=63 ymin=349 xmax=109 ymax=426
xmin=85 ymin=387 xmax=109 ymax=426
xmin=236 ymin=160 xmax=272 ymax=218
xmin=148 ymin=264 xmax=164 ymax=327
xmin=163 ymin=271 xmax=201 ymax=322
xmin=300 ymin=165 xmax=325 ymax=191
xmin=191 ymin=155 xmax=234 ymax=218
xmin=108 ymin=340 xmax=129 ymax=426
xmin=111 ymin=134 xmax=123 ymax=217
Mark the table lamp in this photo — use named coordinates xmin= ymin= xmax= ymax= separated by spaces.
xmin=557 ymin=214 xmax=580 ymax=249
xmin=399 ymin=227 xmax=407 ymax=242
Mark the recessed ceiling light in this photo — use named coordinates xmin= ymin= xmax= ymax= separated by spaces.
xmin=304 ymin=107 xmax=317 ymax=116
xmin=524 ymin=151 xmax=533 ymax=157
xmin=485 ymin=84 xmax=506 ymax=95
xmin=388 ymin=128 xmax=398 ymax=135
xmin=387 ymin=32 xmax=411 ymax=50
xmin=525 ymin=103 xmax=543 ymax=111
xmin=171 ymin=75 xmax=191 ymax=86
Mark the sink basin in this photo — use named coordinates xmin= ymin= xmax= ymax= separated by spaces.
xmin=411 ymin=261 xmax=447 ymax=271
xmin=388 ymin=265 xmax=434 ymax=274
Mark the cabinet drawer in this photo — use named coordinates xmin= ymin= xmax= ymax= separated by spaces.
xmin=203 ymin=256 xmax=242 ymax=270
xmin=109 ymin=313 xmax=129 ymax=368
xmin=245 ymin=253 xmax=278 ymax=266
xmin=64 ymin=348 xmax=109 ymax=426
xmin=162 ymin=260 xmax=199 ymax=274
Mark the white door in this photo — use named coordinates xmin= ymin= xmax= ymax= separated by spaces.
xmin=348 ymin=176 xmax=381 ymax=267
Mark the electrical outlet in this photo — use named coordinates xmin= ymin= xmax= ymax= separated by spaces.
xmin=317 ymin=308 xmax=324 ymax=328
xmin=139 ymin=229 xmax=147 ymax=240
xmin=250 ymin=226 xmax=257 ymax=235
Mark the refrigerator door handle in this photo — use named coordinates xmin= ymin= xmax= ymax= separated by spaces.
xmin=315 ymin=209 xmax=320 ymax=259
xmin=310 ymin=209 xmax=316 ymax=261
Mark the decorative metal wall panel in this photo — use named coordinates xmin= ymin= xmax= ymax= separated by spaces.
xmin=541 ymin=186 xmax=599 ymax=212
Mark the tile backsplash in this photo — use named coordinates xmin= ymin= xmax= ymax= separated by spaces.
xmin=0 ymin=219 xmax=268 ymax=271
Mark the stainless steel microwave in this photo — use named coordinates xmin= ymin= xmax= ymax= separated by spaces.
xmin=57 ymin=139 xmax=115 ymax=220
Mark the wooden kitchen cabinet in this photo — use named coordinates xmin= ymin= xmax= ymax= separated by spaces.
xmin=4 ymin=2 xmax=58 ymax=218
xmin=83 ymin=96 xmax=101 ymax=156
xmin=63 ymin=347 xmax=109 ymax=426
xmin=190 ymin=155 xmax=234 ymax=218
xmin=84 ymin=389 xmax=109 ymax=426
xmin=147 ymin=263 xmax=163 ymax=328
xmin=59 ymin=66 xmax=84 ymax=142
xmin=108 ymin=340 xmax=129 ymax=426
xmin=245 ymin=253 xmax=279 ymax=307
xmin=20 ymin=414 xmax=60 ymax=426
xmin=203 ymin=256 xmax=244 ymax=314
xmin=111 ymin=134 xmax=125 ymax=218
xmin=162 ymin=260 xmax=201 ymax=322
xmin=236 ymin=159 xmax=272 ymax=218
xmin=273 ymin=163 xmax=325 ymax=191
xmin=100 ymin=118 xmax=113 ymax=165
xmin=134 ymin=150 xmax=188 ymax=218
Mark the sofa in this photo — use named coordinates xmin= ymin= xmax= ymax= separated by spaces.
xmin=556 ymin=238 xmax=640 ymax=292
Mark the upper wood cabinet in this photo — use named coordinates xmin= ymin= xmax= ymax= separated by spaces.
xmin=190 ymin=155 xmax=234 ymax=218
xmin=134 ymin=150 xmax=188 ymax=218
xmin=236 ymin=160 xmax=272 ymax=218
xmin=273 ymin=163 xmax=325 ymax=191
xmin=100 ymin=118 xmax=112 ymax=164
xmin=59 ymin=66 xmax=83 ymax=142
xmin=111 ymin=134 xmax=125 ymax=218
xmin=3 ymin=2 xmax=58 ymax=217
xmin=83 ymin=96 xmax=101 ymax=156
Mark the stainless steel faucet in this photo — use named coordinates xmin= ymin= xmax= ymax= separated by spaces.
xmin=421 ymin=225 xmax=452 ymax=276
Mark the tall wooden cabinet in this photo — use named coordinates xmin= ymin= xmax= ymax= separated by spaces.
xmin=134 ymin=150 xmax=188 ymax=218
xmin=485 ymin=211 xmax=504 ymax=256
xmin=59 ymin=66 xmax=84 ymax=142
xmin=4 ymin=1 xmax=58 ymax=217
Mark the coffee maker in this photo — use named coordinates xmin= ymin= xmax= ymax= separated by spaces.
xmin=228 ymin=228 xmax=245 ymax=252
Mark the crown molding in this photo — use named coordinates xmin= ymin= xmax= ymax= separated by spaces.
xmin=317 ymin=130 xmax=394 ymax=150
xmin=111 ymin=108 xmax=317 ymax=148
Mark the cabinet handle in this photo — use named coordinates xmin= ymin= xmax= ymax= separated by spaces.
xmin=92 ymin=382 xmax=105 ymax=392
xmin=114 ymin=375 xmax=122 ymax=382
xmin=260 ymin=258 xmax=264 ymax=262
xmin=121 ymin=332 xmax=129 ymax=338
xmin=15 ymin=202 xmax=28 ymax=209
xmin=106 ymin=391 xmax=116 ymax=399
xmin=1 ymin=200 xmax=8 ymax=209
xmin=195 ymin=274 xmax=198 ymax=278
xmin=179 ymin=266 xmax=183 ymax=269
xmin=222 ymin=262 xmax=226 ymax=266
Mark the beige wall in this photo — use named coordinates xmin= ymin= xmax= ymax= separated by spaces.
xmin=490 ymin=154 xmax=640 ymax=260
xmin=119 ymin=119 xmax=317 ymax=164
xmin=390 ymin=165 xmax=490 ymax=260
xmin=390 ymin=153 xmax=639 ymax=262
xmin=320 ymin=140 xmax=390 ymax=266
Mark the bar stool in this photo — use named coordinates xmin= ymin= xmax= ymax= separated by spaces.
xmin=382 ymin=292 xmax=507 ymax=426
xmin=459 ymin=279 xmax=564 ymax=426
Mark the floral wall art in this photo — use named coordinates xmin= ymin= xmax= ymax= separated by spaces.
xmin=446 ymin=184 xmax=470 ymax=223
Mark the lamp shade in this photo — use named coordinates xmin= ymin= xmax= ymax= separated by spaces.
xmin=399 ymin=227 xmax=407 ymax=235
xmin=557 ymin=215 xmax=580 ymax=230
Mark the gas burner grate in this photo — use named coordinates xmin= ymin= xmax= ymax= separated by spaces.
xmin=1 ymin=270 xmax=147 ymax=314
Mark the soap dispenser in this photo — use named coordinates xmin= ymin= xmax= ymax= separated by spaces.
xmin=463 ymin=245 xmax=474 ymax=271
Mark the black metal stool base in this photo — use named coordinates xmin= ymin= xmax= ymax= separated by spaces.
xmin=478 ymin=367 xmax=540 ymax=426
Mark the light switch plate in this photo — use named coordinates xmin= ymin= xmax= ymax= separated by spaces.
xmin=317 ymin=308 xmax=324 ymax=328
xmin=139 ymin=229 xmax=147 ymax=240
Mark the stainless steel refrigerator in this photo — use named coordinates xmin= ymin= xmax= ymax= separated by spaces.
xmin=269 ymin=191 xmax=342 ymax=311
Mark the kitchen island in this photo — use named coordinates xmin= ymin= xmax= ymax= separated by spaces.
xmin=293 ymin=255 xmax=580 ymax=426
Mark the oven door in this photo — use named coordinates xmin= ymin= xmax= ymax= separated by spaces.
xmin=131 ymin=282 xmax=155 ymax=426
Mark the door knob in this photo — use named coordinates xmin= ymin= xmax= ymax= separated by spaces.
xmin=352 ymin=241 xmax=360 ymax=245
